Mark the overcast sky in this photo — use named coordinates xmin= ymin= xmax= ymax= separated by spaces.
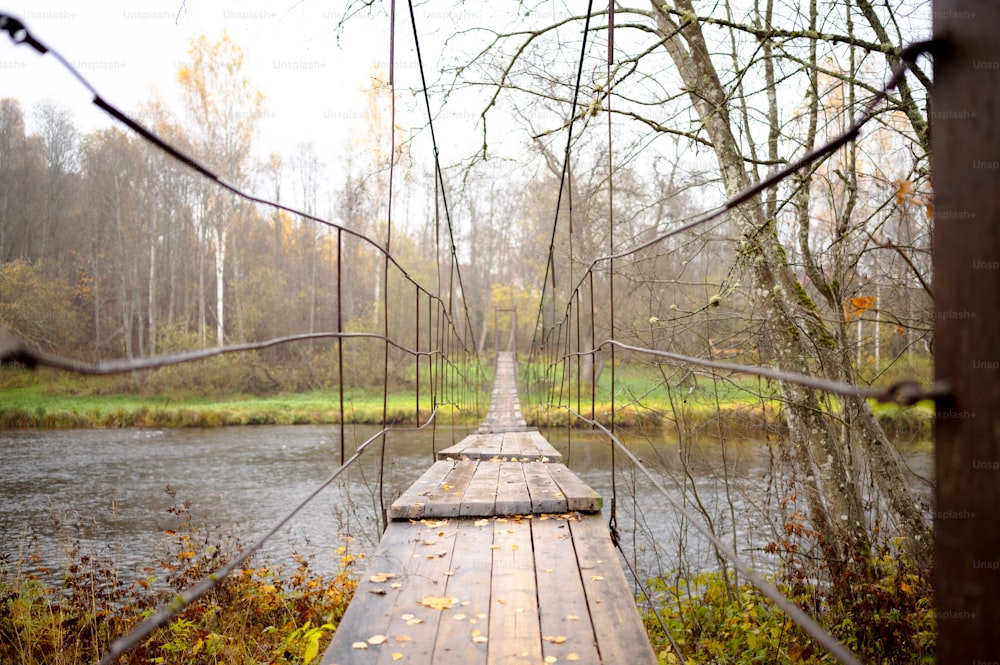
xmin=1 ymin=1 xmax=492 ymax=208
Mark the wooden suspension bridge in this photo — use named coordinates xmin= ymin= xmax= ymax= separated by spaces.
xmin=321 ymin=352 xmax=656 ymax=664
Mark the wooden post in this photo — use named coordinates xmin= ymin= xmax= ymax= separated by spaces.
xmin=932 ymin=1 xmax=1000 ymax=660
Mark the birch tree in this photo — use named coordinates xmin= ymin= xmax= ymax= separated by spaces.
xmin=176 ymin=32 xmax=264 ymax=347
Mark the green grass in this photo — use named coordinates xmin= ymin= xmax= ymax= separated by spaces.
xmin=0 ymin=366 xmax=488 ymax=428
xmin=0 ymin=356 xmax=931 ymax=438
xmin=519 ymin=359 xmax=933 ymax=443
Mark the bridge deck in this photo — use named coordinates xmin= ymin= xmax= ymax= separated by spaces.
xmin=322 ymin=353 xmax=656 ymax=665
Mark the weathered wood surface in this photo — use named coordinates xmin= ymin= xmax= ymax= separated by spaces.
xmin=390 ymin=459 xmax=602 ymax=519
xmin=438 ymin=431 xmax=561 ymax=462
xmin=321 ymin=515 xmax=657 ymax=665
xmin=324 ymin=352 xmax=654 ymax=664
xmin=477 ymin=352 xmax=530 ymax=433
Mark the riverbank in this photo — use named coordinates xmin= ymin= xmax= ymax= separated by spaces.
xmin=0 ymin=365 xmax=933 ymax=445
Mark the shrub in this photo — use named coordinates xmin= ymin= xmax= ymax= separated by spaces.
xmin=0 ymin=488 xmax=358 ymax=665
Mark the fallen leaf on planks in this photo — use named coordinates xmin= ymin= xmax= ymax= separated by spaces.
xmin=471 ymin=629 xmax=488 ymax=644
xmin=368 ymin=634 xmax=387 ymax=645
xmin=368 ymin=573 xmax=396 ymax=583
xmin=418 ymin=595 xmax=456 ymax=611
xmin=395 ymin=634 xmax=413 ymax=642
xmin=352 ymin=642 xmax=368 ymax=650
xmin=543 ymin=635 xmax=567 ymax=644
xmin=421 ymin=519 xmax=449 ymax=528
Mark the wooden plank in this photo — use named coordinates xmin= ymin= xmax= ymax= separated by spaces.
xmin=419 ymin=460 xmax=479 ymax=518
xmin=430 ymin=518 xmax=495 ymax=663
xmin=390 ymin=461 xmax=457 ymax=520
xmin=439 ymin=434 xmax=502 ymax=461
xmin=371 ymin=520 xmax=462 ymax=665
xmin=461 ymin=462 xmax=501 ymax=517
xmin=568 ymin=516 xmax=657 ymax=664
xmin=521 ymin=431 xmax=561 ymax=459
xmin=443 ymin=432 xmax=558 ymax=462
xmin=500 ymin=432 xmax=524 ymax=458
xmin=494 ymin=462 xmax=532 ymax=515
xmin=547 ymin=464 xmax=603 ymax=513
xmin=531 ymin=517 xmax=602 ymax=663
xmin=488 ymin=518 xmax=542 ymax=665
xmin=321 ymin=522 xmax=427 ymax=664
xmin=521 ymin=462 xmax=568 ymax=514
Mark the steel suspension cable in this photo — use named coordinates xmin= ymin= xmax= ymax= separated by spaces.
xmin=605 ymin=0 xmax=620 ymax=547
xmin=378 ymin=0 xmax=398 ymax=535
xmin=405 ymin=0 xmax=483 ymax=385
xmin=529 ymin=0 xmax=596 ymax=382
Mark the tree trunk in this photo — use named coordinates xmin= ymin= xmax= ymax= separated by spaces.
xmin=649 ymin=1 xmax=930 ymax=569
xmin=214 ymin=225 xmax=226 ymax=347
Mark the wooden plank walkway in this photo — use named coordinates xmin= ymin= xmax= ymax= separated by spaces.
xmin=322 ymin=352 xmax=656 ymax=665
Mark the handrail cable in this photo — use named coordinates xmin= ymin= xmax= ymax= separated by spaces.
xmin=563 ymin=405 xmax=864 ymax=665
xmin=536 ymin=39 xmax=945 ymax=408
xmin=555 ymin=40 xmax=941 ymax=320
xmin=94 ymin=409 xmax=443 ymax=665
xmin=0 ymin=328 xmax=441 ymax=374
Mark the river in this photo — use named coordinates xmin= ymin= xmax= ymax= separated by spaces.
xmin=0 ymin=425 xmax=934 ymax=587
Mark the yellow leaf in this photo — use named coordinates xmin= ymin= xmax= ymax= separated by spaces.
xmin=392 ymin=654 xmax=403 ymax=661
xmin=352 ymin=642 xmax=368 ymax=649
xmin=368 ymin=634 xmax=388 ymax=645
xmin=895 ymin=179 xmax=912 ymax=205
xmin=303 ymin=639 xmax=319 ymax=664
xmin=544 ymin=635 xmax=568 ymax=644
xmin=567 ymin=654 xmax=581 ymax=661
xmin=369 ymin=573 xmax=396 ymax=583
xmin=850 ymin=295 xmax=876 ymax=315
xmin=418 ymin=595 xmax=456 ymax=611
